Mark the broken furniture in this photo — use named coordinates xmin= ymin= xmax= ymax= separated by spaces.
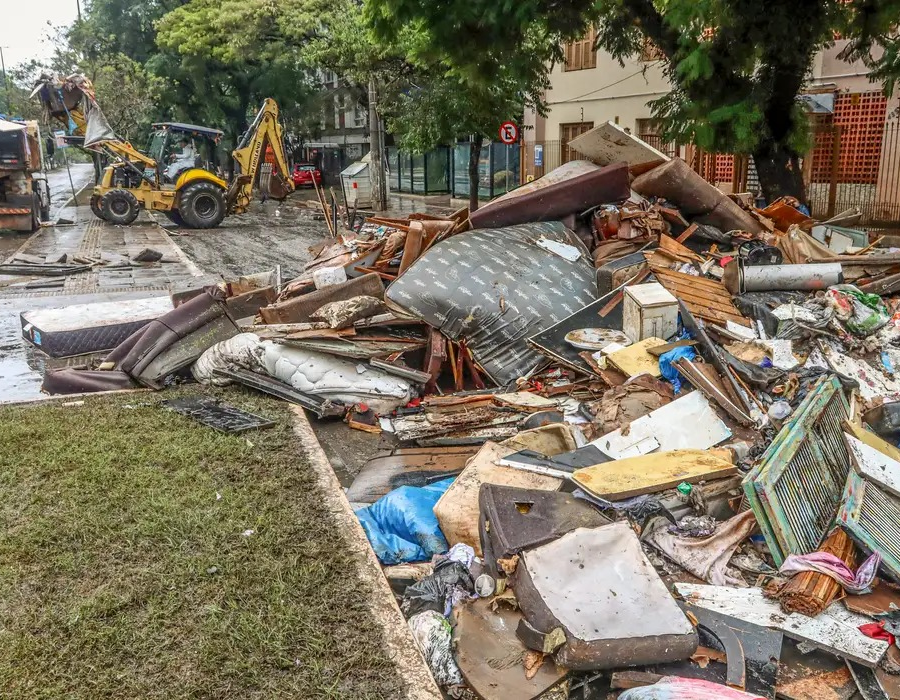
xmin=513 ymin=522 xmax=699 ymax=670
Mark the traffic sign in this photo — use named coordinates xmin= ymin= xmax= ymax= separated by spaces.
xmin=498 ymin=121 xmax=519 ymax=144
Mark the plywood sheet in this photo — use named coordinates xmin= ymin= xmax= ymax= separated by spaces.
xmin=675 ymin=583 xmax=889 ymax=667
xmin=573 ymin=449 xmax=736 ymax=499
xmin=607 ymin=336 xmax=666 ymax=377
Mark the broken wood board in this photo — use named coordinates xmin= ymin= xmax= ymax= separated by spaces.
xmin=573 ymin=449 xmax=737 ymax=500
xmin=591 ymin=390 xmax=732 ymax=460
xmin=389 ymin=407 xmax=521 ymax=442
xmin=606 ymin=336 xmax=666 ymax=377
xmin=345 ymin=446 xmax=479 ymax=504
xmin=493 ymin=391 xmax=559 ymax=411
xmin=846 ymin=433 xmax=900 ymax=500
xmin=658 ymin=234 xmax=703 ymax=263
xmin=675 ymin=583 xmax=889 ymax=667
xmin=452 ymin=599 xmax=568 ymax=700
xmin=777 ymin=640 xmax=858 ymax=700
xmin=845 ymin=582 xmax=900 ymax=617
xmin=567 ymin=120 xmax=669 ymax=175
xmin=277 ymin=336 xmax=426 ymax=360
xmin=652 ymin=266 xmax=752 ymax=327
xmin=433 ymin=441 xmax=563 ymax=556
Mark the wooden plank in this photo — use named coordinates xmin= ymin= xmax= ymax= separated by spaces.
xmin=606 ymin=336 xmax=666 ymax=377
xmin=573 ymin=449 xmax=737 ymax=499
xmin=676 ymin=223 xmax=699 ymax=243
xmin=675 ymin=583 xmax=889 ymax=668
xmin=646 ymin=283 xmax=748 ymax=318
xmin=647 ymin=339 xmax=699 ymax=357
xmin=653 ymin=268 xmax=731 ymax=291
xmin=659 ymin=234 xmax=702 ymax=262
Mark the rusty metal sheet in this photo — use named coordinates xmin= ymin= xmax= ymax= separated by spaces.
xmin=452 ymin=599 xmax=568 ymax=700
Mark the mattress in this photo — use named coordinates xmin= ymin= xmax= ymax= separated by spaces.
xmin=21 ymin=296 xmax=173 ymax=358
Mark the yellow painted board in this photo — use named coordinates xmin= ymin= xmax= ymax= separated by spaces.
xmin=573 ymin=449 xmax=737 ymax=499
xmin=843 ymin=420 xmax=900 ymax=464
xmin=606 ymin=336 xmax=667 ymax=377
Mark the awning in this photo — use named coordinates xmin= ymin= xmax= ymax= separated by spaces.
xmin=0 ymin=120 xmax=27 ymax=133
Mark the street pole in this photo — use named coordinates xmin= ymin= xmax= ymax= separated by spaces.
xmin=367 ymin=76 xmax=387 ymax=212
xmin=76 ymin=0 xmax=82 ymax=20
xmin=0 ymin=47 xmax=10 ymax=116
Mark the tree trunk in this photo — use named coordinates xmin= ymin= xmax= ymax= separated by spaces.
xmin=752 ymin=140 xmax=806 ymax=205
xmin=468 ymin=134 xmax=484 ymax=212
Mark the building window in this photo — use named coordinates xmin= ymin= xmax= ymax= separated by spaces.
xmin=561 ymin=122 xmax=594 ymax=162
xmin=636 ymin=118 xmax=678 ymax=158
xmin=563 ymin=27 xmax=597 ymax=71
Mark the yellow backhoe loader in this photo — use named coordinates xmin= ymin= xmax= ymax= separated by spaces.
xmin=32 ymin=74 xmax=293 ymax=228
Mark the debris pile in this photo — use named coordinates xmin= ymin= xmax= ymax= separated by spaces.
xmin=27 ymin=129 xmax=900 ymax=698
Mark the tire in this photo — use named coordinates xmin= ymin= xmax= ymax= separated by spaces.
xmin=90 ymin=195 xmax=105 ymax=220
xmin=162 ymin=209 xmax=185 ymax=226
xmin=101 ymin=189 xmax=140 ymax=225
xmin=177 ymin=181 xmax=226 ymax=229
xmin=30 ymin=193 xmax=41 ymax=232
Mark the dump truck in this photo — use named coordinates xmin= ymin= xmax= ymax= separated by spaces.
xmin=32 ymin=74 xmax=292 ymax=228
xmin=0 ymin=119 xmax=51 ymax=232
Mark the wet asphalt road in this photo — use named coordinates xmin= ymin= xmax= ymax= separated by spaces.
xmin=168 ymin=194 xmax=331 ymax=282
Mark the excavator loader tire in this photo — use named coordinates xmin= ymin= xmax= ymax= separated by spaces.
xmin=101 ymin=189 xmax=140 ymax=225
xmin=90 ymin=194 xmax=106 ymax=221
xmin=178 ymin=181 xmax=226 ymax=229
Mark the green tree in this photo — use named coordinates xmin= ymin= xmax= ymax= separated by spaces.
xmin=303 ymin=0 xmax=551 ymax=209
xmin=368 ymin=0 xmax=900 ymax=202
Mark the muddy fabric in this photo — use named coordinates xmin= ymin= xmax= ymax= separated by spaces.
xmin=593 ymin=239 xmax=645 ymax=267
xmin=386 ymin=221 xmax=598 ymax=385
xmin=311 ymin=295 xmax=387 ymax=329
xmin=41 ymin=368 xmax=136 ymax=395
xmin=644 ymin=510 xmax=758 ymax=586
xmin=470 ymin=161 xmax=630 ymax=230
xmin=584 ymin=375 xmax=673 ymax=434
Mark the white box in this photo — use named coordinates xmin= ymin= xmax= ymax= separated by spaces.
xmin=623 ymin=282 xmax=678 ymax=342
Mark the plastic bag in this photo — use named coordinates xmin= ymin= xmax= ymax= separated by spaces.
xmin=658 ymin=345 xmax=696 ymax=393
xmin=401 ymin=558 xmax=475 ymax=618
xmin=355 ymin=478 xmax=454 ymax=565
xmin=408 ymin=611 xmax=463 ymax=688
xmin=826 ymin=284 xmax=890 ymax=337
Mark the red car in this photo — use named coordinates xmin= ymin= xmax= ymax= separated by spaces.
xmin=292 ymin=163 xmax=322 ymax=187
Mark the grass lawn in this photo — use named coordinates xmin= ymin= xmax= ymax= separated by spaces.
xmin=0 ymin=388 xmax=402 ymax=699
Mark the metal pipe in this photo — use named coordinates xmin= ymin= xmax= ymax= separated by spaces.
xmin=726 ymin=262 xmax=843 ymax=294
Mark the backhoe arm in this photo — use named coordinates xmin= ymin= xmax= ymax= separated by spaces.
xmin=226 ymin=98 xmax=294 ymax=214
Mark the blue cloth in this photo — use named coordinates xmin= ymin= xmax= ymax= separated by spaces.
xmin=355 ymin=478 xmax=454 ymax=565
xmin=658 ymin=345 xmax=697 ymax=394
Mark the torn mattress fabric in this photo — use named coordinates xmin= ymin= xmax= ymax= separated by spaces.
xmin=385 ymin=221 xmax=598 ymax=385
xmin=193 ymin=333 xmax=413 ymax=413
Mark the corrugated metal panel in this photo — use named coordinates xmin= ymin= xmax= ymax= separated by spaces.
xmin=743 ymin=376 xmax=850 ymax=564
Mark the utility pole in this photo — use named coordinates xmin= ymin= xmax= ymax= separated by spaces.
xmin=0 ymin=47 xmax=10 ymax=116
xmin=367 ymin=76 xmax=387 ymax=212
xmin=76 ymin=0 xmax=82 ymax=21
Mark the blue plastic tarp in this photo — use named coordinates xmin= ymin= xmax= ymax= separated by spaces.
xmin=355 ymin=478 xmax=454 ymax=565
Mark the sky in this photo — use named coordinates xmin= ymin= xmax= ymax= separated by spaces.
xmin=0 ymin=0 xmax=80 ymax=70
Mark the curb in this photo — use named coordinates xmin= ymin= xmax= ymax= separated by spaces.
xmin=289 ymin=405 xmax=443 ymax=700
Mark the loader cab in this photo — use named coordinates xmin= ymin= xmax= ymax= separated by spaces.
xmin=147 ymin=122 xmax=225 ymax=184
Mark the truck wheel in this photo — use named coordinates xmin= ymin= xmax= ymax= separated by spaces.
xmin=163 ymin=209 xmax=185 ymax=227
xmin=30 ymin=193 xmax=41 ymax=232
xmin=101 ymin=189 xmax=140 ymax=225
xmin=90 ymin=195 xmax=105 ymax=220
xmin=178 ymin=181 xmax=226 ymax=229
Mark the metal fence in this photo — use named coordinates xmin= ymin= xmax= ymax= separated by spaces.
xmin=521 ymin=117 xmax=900 ymax=229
